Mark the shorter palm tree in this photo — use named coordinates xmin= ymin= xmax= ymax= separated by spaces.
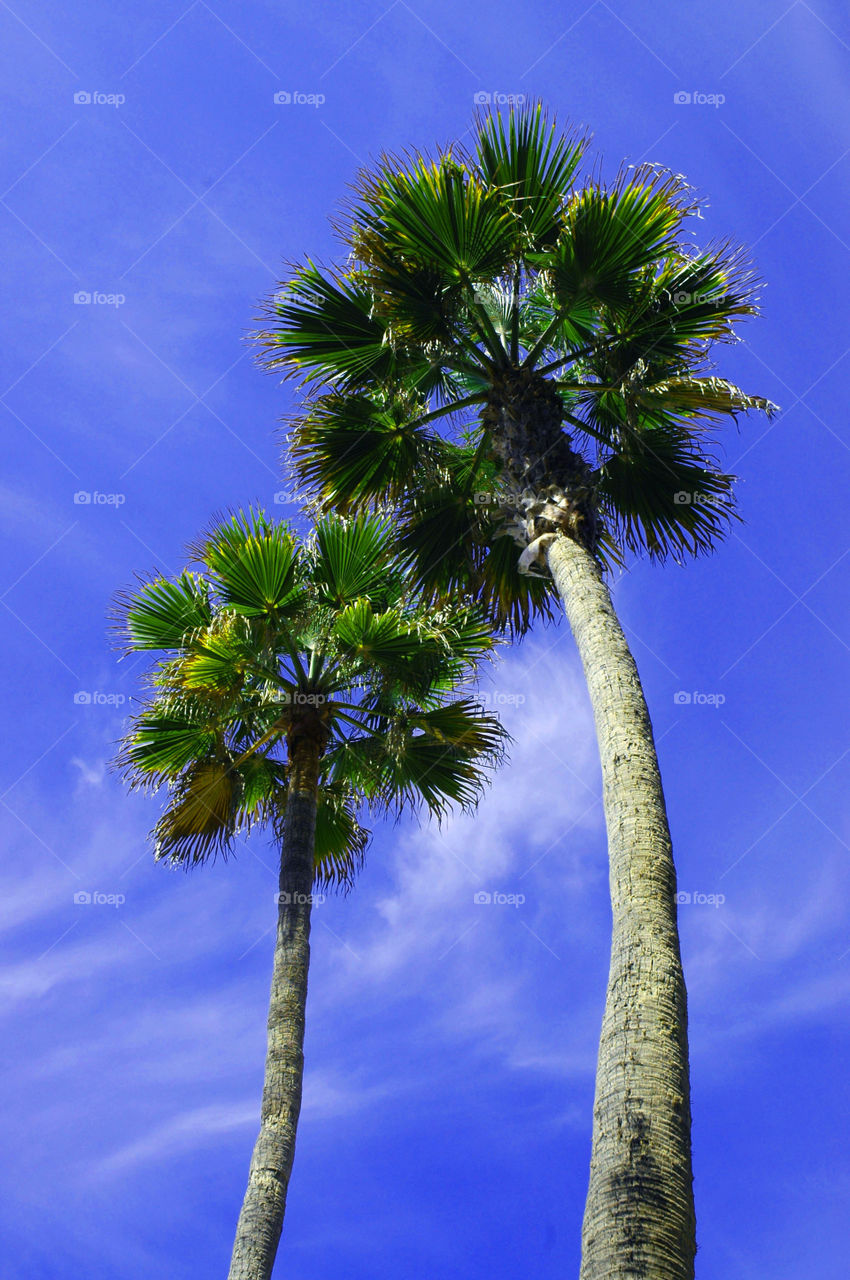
xmin=116 ymin=509 xmax=506 ymax=1280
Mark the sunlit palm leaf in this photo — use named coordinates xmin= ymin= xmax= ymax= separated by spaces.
xmin=533 ymin=170 xmax=694 ymax=314
xmin=353 ymin=155 xmax=517 ymax=286
xmin=257 ymin=263 xmax=400 ymax=388
xmin=153 ymin=761 xmax=242 ymax=864
xmin=120 ymin=572 xmax=211 ymax=651
xmin=473 ymin=102 xmax=588 ymax=249
xmin=310 ymin=512 xmax=395 ymax=607
xmin=291 ymin=392 xmax=443 ymax=512
xmin=203 ymin=511 xmax=303 ymax=619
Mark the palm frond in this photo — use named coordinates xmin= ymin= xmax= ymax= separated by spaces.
xmin=352 ymin=153 xmax=517 ymax=286
xmin=202 ymin=510 xmax=304 ymax=619
xmin=290 ymin=394 xmax=440 ymax=511
xmin=596 ymin=423 xmax=737 ymax=559
xmin=473 ymin=100 xmax=588 ymax=248
xmin=118 ymin=572 xmax=211 ymax=652
xmin=532 ymin=168 xmax=695 ymax=315
xmin=152 ymin=760 xmax=244 ymax=865
xmin=256 ymin=263 xmax=401 ymax=388
xmin=311 ymin=781 xmax=371 ymax=891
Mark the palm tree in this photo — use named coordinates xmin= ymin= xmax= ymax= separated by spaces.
xmin=116 ymin=509 xmax=506 ymax=1280
xmin=255 ymin=103 xmax=776 ymax=1279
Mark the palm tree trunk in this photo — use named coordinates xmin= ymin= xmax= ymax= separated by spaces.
xmin=227 ymin=732 xmax=321 ymax=1280
xmin=546 ymin=531 xmax=696 ymax=1280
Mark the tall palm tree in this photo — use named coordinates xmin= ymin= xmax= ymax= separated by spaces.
xmin=255 ymin=103 xmax=776 ymax=1279
xmin=116 ymin=509 xmax=506 ymax=1280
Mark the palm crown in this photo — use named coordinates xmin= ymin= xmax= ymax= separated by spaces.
xmin=257 ymin=102 xmax=776 ymax=632
xmin=116 ymin=509 xmax=506 ymax=877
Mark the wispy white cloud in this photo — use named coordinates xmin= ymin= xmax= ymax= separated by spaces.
xmin=324 ymin=636 xmax=602 ymax=985
xmin=96 ymin=1101 xmax=259 ymax=1176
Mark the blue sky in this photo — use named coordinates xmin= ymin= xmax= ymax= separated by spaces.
xmin=2 ymin=1 xmax=849 ymax=1275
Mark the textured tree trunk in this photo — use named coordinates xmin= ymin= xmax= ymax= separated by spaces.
xmin=227 ymin=733 xmax=321 ymax=1280
xmin=547 ymin=532 xmax=695 ymax=1280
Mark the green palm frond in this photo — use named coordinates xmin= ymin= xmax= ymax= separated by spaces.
xmin=290 ymin=392 xmax=443 ymax=512
xmin=119 ymin=572 xmax=211 ymax=651
xmin=610 ymin=245 xmax=762 ymax=370
xmin=596 ymin=423 xmax=737 ymax=559
xmin=477 ymin=531 xmax=558 ymax=632
xmin=119 ymin=706 xmax=220 ymax=789
xmin=310 ymin=512 xmax=395 ymax=606
xmin=473 ymin=102 xmax=588 ymax=248
xmin=257 ymin=263 xmax=401 ymax=388
xmin=632 ymin=375 xmax=777 ymax=423
xmin=394 ymin=482 xmax=480 ymax=599
xmin=532 ymin=168 xmax=695 ymax=315
xmin=152 ymin=760 xmax=244 ymax=865
xmin=311 ymin=781 xmax=371 ymax=890
xmin=202 ymin=510 xmax=303 ymax=619
xmin=378 ymin=731 xmax=501 ymax=816
xmin=352 ymin=153 xmax=517 ymax=288
xmin=325 ymin=702 xmax=505 ymax=818
xmin=521 ymin=278 xmax=598 ymax=355
xmin=332 ymin=598 xmax=448 ymax=674
xmin=179 ymin=627 xmax=255 ymax=691
xmin=406 ymin=699 xmax=510 ymax=755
